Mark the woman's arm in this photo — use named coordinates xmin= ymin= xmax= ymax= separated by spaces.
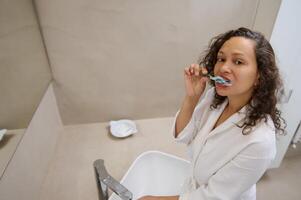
xmin=172 ymin=87 xmax=215 ymax=144
xmin=175 ymin=96 xmax=199 ymax=138
xmin=175 ymin=64 xmax=208 ymax=138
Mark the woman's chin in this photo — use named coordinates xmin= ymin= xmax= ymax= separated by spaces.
xmin=215 ymin=83 xmax=231 ymax=96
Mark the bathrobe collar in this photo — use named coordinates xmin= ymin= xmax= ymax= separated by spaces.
xmin=206 ymin=99 xmax=248 ymax=140
xmin=191 ymin=99 xmax=249 ymax=180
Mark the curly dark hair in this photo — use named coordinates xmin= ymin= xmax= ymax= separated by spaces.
xmin=198 ymin=27 xmax=286 ymax=135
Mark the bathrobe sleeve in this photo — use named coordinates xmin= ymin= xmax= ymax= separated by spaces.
xmin=179 ymin=135 xmax=276 ymax=200
xmin=171 ymin=88 xmax=215 ymax=144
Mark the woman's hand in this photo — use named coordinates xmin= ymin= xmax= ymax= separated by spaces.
xmin=184 ymin=64 xmax=209 ymax=99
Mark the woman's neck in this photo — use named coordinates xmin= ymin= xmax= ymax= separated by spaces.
xmin=227 ymin=92 xmax=252 ymax=113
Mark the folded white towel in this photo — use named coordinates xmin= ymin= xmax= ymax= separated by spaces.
xmin=109 ymin=120 xmax=137 ymax=138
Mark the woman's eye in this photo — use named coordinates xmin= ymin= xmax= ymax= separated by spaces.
xmin=234 ymin=60 xmax=243 ymax=65
xmin=217 ymin=58 xmax=224 ymax=62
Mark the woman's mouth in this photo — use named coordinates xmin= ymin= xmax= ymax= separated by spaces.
xmin=214 ymin=75 xmax=232 ymax=86
xmin=215 ymin=82 xmax=229 ymax=88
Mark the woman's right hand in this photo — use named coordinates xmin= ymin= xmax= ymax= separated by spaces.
xmin=184 ymin=64 xmax=209 ymax=99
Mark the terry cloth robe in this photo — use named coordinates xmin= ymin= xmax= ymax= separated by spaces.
xmin=171 ymin=87 xmax=276 ymax=200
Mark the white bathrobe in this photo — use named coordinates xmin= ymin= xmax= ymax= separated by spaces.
xmin=172 ymin=87 xmax=276 ymax=200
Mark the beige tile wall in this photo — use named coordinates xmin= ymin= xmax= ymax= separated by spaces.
xmin=35 ymin=0 xmax=281 ymax=125
xmin=0 ymin=84 xmax=63 ymax=200
xmin=0 ymin=0 xmax=52 ymax=129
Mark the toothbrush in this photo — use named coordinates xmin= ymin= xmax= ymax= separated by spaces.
xmin=206 ymin=74 xmax=232 ymax=86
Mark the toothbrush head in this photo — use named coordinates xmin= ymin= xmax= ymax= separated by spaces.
xmin=209 ymin=75 xmax=232 ymax=86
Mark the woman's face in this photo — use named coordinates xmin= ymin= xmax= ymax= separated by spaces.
xmin=213 ymin=36 xmax=259 ymax=99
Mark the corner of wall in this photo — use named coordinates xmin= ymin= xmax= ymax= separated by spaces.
xmin=0 ymin=82 xmax=63 ymax=200
xmin=252 ymin=0 xmax=282 ymax=40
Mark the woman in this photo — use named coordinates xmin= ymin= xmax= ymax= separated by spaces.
xmin=139 ymin=27 xmax=286 ymax=200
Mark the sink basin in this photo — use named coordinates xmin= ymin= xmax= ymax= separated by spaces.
xmin=109 ymin=151 xmax=190 ymax=200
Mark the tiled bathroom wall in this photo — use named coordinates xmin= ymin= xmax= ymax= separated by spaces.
xmin=0 ymin=0 xmax=52 ymax=129
xmin=35 ymin=0 xmax=281 ymax=125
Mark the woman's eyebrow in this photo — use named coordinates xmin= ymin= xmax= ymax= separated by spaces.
xmin=232 ymin=52 xmax=245 ymax=56
xmin=218 ymin=51 xmax=245 ymax=57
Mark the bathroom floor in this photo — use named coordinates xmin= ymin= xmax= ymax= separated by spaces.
xmin=39 ymin=117 xmax=301 ymax=200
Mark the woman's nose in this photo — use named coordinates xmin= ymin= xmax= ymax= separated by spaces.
xmin=219 ymin=63 xmax=231 ymax=73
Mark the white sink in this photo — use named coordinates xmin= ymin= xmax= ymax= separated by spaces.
xmin=109 ymin=151 xmax=190 ymax=200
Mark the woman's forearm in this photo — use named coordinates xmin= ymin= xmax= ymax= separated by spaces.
xmin=175 ymin=95 xmax=199 ymax=138
xmin=159 ymin=196 xmax=179 ymax=200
